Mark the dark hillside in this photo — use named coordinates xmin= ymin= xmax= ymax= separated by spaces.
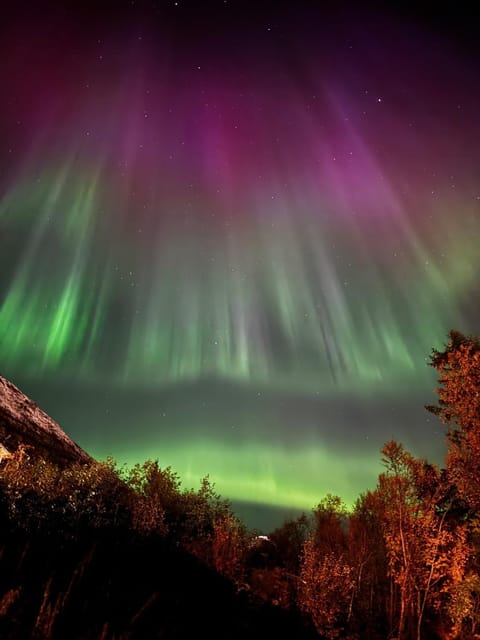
xmin=0 ymin=523 xmax=315 ymax=639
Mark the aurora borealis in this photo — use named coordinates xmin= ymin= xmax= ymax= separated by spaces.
xmin=1 ymin=1 xmax=479 ymax=529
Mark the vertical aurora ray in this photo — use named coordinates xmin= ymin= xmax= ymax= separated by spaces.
xmin=0 ymin=70 xmax=475 ymax=389
xmin=0 ymin=165 xmax=111 ymax=374
xmin=0 ymin=4 xmax=479 ymax=524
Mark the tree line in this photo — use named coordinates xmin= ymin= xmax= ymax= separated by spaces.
xmin=0 ymin=330 xmax=479 ymax=639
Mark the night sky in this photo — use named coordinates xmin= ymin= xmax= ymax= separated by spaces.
xmin=1 ymin=1 xmax=479 ymax=530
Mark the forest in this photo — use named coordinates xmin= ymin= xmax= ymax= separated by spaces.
xmin=0 ymin=330 xmax=479 ymax=639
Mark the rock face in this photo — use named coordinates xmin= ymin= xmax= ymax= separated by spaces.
xmin=0 ymin=375 xmax=90 ymax=465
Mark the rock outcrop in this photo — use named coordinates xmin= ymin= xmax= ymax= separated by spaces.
xmin=0 ymin=375 xmax=90 ymax=465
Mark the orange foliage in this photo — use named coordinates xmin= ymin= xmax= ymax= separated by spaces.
xmin=299 ymin=541 xmax=354 ymax=639
xmin=212 ymin=516 xmax=249 ymax=587
xmin=428 ymin=331 xmax=480 ymax=510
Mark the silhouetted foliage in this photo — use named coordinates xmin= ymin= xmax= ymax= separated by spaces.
xmin=269 ymin=513 xmax=312 ymax=573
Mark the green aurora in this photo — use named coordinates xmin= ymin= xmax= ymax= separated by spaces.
xmin=0 ymin=3 xmax=479 ymax=528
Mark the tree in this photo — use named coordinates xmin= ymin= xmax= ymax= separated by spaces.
xmin=212 ymin=515 xmax=250 ymax=587
xmin=299 ymin=543 xmax=354 ymax=639
xmin=377 ymin=440 xmax=469 ymax=640
xmin=447 ymin=573 xmax=480 ymax=639
xmin=348 ymin=491 xmax=389 ymax=638
xmin=298 ymin=496 xmax=354 ymax=639
xmin=427 ymin=330 xmax=480 ymax=512
xmin=426 ymin=330 xmax=480 ymax=638
xmin=311 ymin=494 xmax=348 ymax=555
xmin=269 ymin=513 xmax=312 ymax=574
